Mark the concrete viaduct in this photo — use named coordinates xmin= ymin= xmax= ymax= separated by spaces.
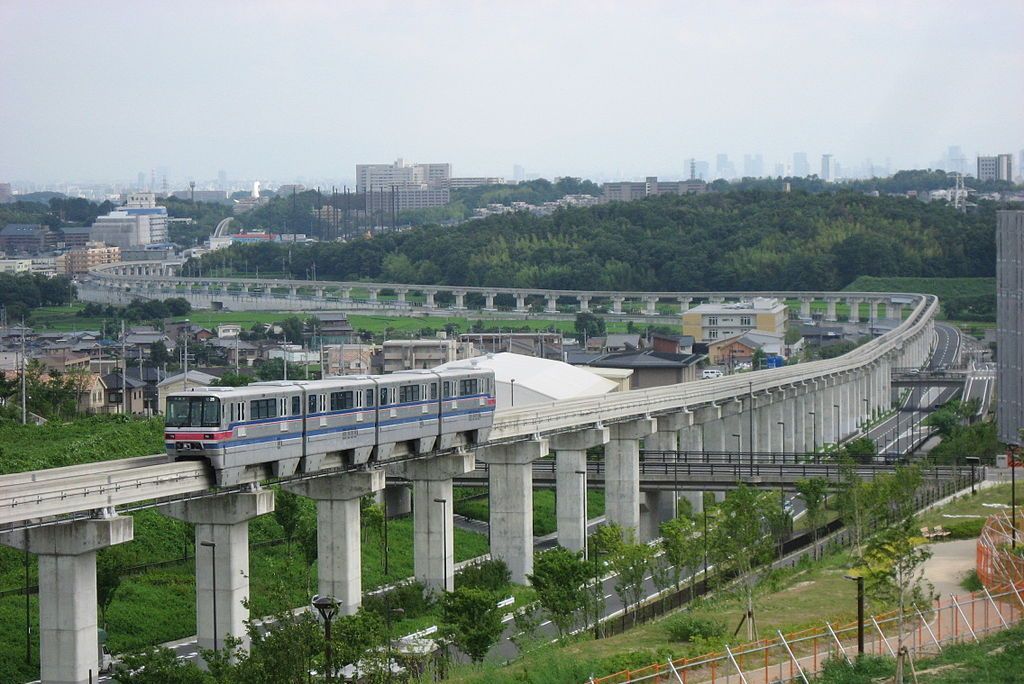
xmin=79 ymin=261 xmax=913 ymax=322
xmin=0 ymin=290 xmax=937 ymax=683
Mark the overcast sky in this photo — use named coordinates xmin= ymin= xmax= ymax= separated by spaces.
xmin=1 ymin=0 xmax=1021 ymax=185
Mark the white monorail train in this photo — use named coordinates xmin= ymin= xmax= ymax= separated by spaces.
xmin=164 ymin=367 xmax=495 ymax=486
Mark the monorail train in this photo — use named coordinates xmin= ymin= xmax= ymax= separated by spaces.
xmin=164 ymin=367 xmax=495 ymax=486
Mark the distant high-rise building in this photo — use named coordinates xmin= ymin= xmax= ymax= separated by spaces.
xmin=513 ymin=165 xmax=525 ymax=183
xmin=947 ymin=146 xmax=966 ymax=175
xmin=217 ymin=169 xmax=227 ymax=191
xmin=997 ymin=210 xmax=1024 ymax=446
xmin=715 ymin=154 xmax=734 ymax=179
xmin=792 ymin=153 xmax=809 ymax=178
xmin=774 ymin=163 xmax=785 ymax=177
xmin=820 ymin=154 xmax=836 ymax=182
xmin=977 ymin=154 xmax=1013 ymax=182
xmin=356 ymin=159 xmax=450 ymax=193
xmin=90 ymin=192 xmax=168 ymax=248
xmin=136 ymin=172 xmax=146 ymax=191
xmin=743 ymin=154 xmax=764 ymax=178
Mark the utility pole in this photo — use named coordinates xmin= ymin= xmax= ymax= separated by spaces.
xmin=183 ymin=335 xmax=189 ymax=390
xmin=121 ymin=320 xmax=127 ymax=415
xmin=20 ymin=319 xmax=27 ymax=425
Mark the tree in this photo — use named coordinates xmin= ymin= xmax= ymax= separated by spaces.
xmin=574 ymin=312 xmax=605 ymax=341
xmin=150 ymin=340 xmax=172 ymax=366
xmin=527 ymin=547 xmax=589 ymax=637
xmin=841 ymin=436 xmax=877 ymax=463
xmin=440 ymin=587 xmax=505 ymax=663
xmin=279 ymin=316 xmax=305 ymax=345
xmin=835 ymin=457 xmax=873 ymax=558
xmin=795 ymin=478 xmax=829 ymax=559
xmin=96 ymin=546 xmax=127 ymax=628
xmin=330 ymin=610 xmax=386 ymax=675
xmin=659 ymin=516 xmax=704 ymax=599
xmin=115 ymin=647 xmax=214 ymax=684
xmin=857 ymin=517 xmax=933 ymax=675
xmin=610 ymin=532 xmax=656 ymax=624
xmin=297 ymin=513 xmax=318 ymax=599
xmin=710 ymin=484 xmax=777 ymax=640
xmin=273 ymin=487 xmax=302 ymax=553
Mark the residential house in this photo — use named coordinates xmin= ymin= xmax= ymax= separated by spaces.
xmin=708 ymin=330 xmax=786 ymax=367
xmin=98 ymin=373 xmax=148 ymax=415
xmin=583 ymin=350 xmax=705 ymax=389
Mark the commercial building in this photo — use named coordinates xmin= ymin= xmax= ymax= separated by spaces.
xmin=997 ymin=210 xmax=1024 ymax=445
xmin=446 ymin=177 xmax=505 ymax=189
xmin=365 ymin=186 xmax=450 ymax=212
xmin=381 ymin=337 xmax=474 ymax=373
xmin=601 ymin=176 xmax=707 ymax=203
xmin=978 ymin=154 xmax=1013 ymax=182
xmin=0 ymin=258 xmax=32 ymax=274
xmin=1 ymin=224 xmax=56 ymax=254
xmin=90 ymin=193 xmax=168 ymax=248
xmin=356 ymin=159 xmax=451 ymax=193
xmin=58 ymin=226 xmax=93 ymax=249
xmin=821 ymin=154 xmax=836 ymax=182
xmin=60 ymin=242 xmax=121 ymax=275
xmin=682 ymin=297 xmax=788 ymax=343
xmin=584 ymin=350 xmax=704 ymax=389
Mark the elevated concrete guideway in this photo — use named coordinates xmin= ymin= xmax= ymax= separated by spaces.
xmin=80 ymin=260 xmax=919 ymax=321
xmin=2 ymin=290 xmax=937 ymax=684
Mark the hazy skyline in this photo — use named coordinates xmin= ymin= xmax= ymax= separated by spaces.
xmin=1 ymin=0 xmax=1022 ymax=185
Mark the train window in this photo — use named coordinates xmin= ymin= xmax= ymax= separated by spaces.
xmin=250 ymin=398 xmax=278 ymax=420
xmin=241 ymin=402 xmax=245 ymax=420
xmin=292 ymin=396 xmax=301 ymax=416
xmin=442 ymin=381 xmax=453 ymax=398
xmin=459 ymin=379 xmax=479 ymax=396
xmin=308 ymin=394 xmax=318 ymax=414
xmin=365 ymin=389 xmax=374 ymax=407
xmin=430 ymin=383 xmax=438 ymax=400
xmin=355 ymin=391 xmax=363 ymax=408
xmin=398 ymin=385 xmax=420 ymax=403
xmin=330 ymin=391 xmax=355 ymax=411
xmin=230 ymin=403 xmax=236 ymax=422
xmin=380 ymin=387 xmax=389 ymax=405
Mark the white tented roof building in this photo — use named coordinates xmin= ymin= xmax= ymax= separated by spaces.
xmin=435 ymin=352 xmax=618 ymax=408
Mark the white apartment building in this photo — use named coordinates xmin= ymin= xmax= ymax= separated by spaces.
xmin=682 ymin=297 xmax=788 ymax=342
xmin=978 ymin=154 xmax=1013 ymax=182
xmin=90 ymin=192 xmax=168 ymax=248
xmin=0 ymin=258 xmax=32 ymax=274
xmin=356 ymin=159 xmax=451 ymax=193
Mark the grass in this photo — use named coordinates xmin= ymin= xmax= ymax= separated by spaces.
xmin=843 ymin=276 xmax=995 ymax=300
xmin=454 ymin=487 xmax=606 ymax=536
xmin=916 ymin=482 xmax=1024 ymax=540
xmin=450 ymin=550 xmax=873 ymax=683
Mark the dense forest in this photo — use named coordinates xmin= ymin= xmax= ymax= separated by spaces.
xmin=195 ymin=191 xmax=998 ymax=292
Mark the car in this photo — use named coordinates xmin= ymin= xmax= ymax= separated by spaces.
xmin=702 ymin=369 xmax=724 ymax=380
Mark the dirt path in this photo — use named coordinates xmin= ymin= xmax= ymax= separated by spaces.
xmin=922 ymin=539 xmax=977 ymax=598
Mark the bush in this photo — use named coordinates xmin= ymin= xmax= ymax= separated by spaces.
xmin=664 ymin=613 xmax=725 ymax=643
xmin=363 ymin=581 xmax=434 ymax=620
xmin=960 ymin=569 xmax=984 ymax=592
xmin=939 ymin=518 xmax=985 ymax=540
xmin=455 ymin=559 xmax=511 ymax=593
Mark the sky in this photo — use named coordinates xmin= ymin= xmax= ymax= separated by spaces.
xmin=1 ymin=0 xmax=1022 ymax=186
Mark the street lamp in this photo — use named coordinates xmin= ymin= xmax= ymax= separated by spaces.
xmin=312 ymin=594 xmax=339 ymax=683
xmin=433 ymin=498 xmax=449 ymax=592
xmin=832 ymin=403 xmax=840 ymax=446
xmin=966 ymin=457 xmax=980 ymax=496
xmin=576 ymin=469 xmax=589 ymax=560
xmin=199 ymin=541 xmax=218 ymax=652
xmin=861 ymin=397 xmax=869 ymax=431
xmin=1010 ymin=447 xmax=1019 ymax=550
xmin=385 ymin=605 xmax=405 ymax=682
xmin=509 ymin=378 xmax=516 ymax=407
xmin=844 ymin=575 xmax=865 ymax=656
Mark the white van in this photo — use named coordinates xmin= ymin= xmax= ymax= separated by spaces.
xmin=702 ymin=369 xmax=724 ymax=380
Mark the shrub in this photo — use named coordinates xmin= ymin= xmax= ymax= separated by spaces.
xmin=363 ymin=581 xmax=434 ymax=620
xmin=960 ymin=569 xmax=983 ymax=592
xmin=939 ymin=518 xmax=985 ymax=540
xmin=455 ymin=559 xmax=511 ymax=593
xmin=664 ymin=613 xmax=725 ymax=643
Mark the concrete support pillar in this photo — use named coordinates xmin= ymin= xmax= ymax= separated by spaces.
xmin=282 ymin=471 xmax=384 ymax=615
xmin=605 ymin=418 xmax=657 ymax=537
xmin=453 ymin=290 xmax=466 ymax=310
xmin=678 ymin=421 xmax=703 ymax=453
xmin=713 ymin=491 xmax=726 ymax=503
xmin=397 ymin=453 xmax=474 ymax=593
xmin=824 ymin=297 xmax=838 ymax=322
xmin=396 ymin=288 xmax=408 ymax=304
xmin=677 ymin=296 xmax=692 ymax=314
xmin=478 ymin=441 xmax=547 ymax=584
xmin=610 ymin=296 xmax=624 ymax=314
xmin=795 ymin=389 xmax=811 ymax=453
xmin=770 ymin=394 xmax=786 ymax=453
xmin=800 ymin=296 xmax=813 ymax=318
xmin=341 ymin=287 xmax=352 ymax=301
xmin=551 ymin=427 xmax=609 ymax=554
xmin=702 ymin=414 xmax=725 ymax=453
xmin=847 ymin=298 xmax=861 ymax=323
xmin=515 ymin=292 xmax=527 ymax=313
xmin=577 ymin=295 xmax=591 ymax=313
xmin=289 ymin=285 xmax=298 ymax=297
xmin=720 ymin=401 xmax=744 ymax=454
xmin=384 ymin=483 xmax=412 ymax=517
xmin=755 ymin=400 xmax=774 ymax=456
xmin=545 ymin=294 xmax=558 ymax=314
xmin=644 ymin=296 xmax=658 ymax=315
xmin=681 ymin=490 xmax=704 ymax=514
xmin=0 ymin=516 xmax=133 ymax=684
xmin=709 ymin=295 xmax=725 ymax=304
xmin=164 ymin=489 xmax=274 ymax=654
xmin=368 ymin=288 xmax=379 ymax=302
xmin=484 ymin=292 xmax=496 ymax=311
xmin=423 ymin=290 xmax=436 ymax=308
xmin=640 ymin=491 xmax=676 ymax=541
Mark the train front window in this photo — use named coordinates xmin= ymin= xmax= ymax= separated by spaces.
xmin=166 ymin=397 xmax=221 ymax=428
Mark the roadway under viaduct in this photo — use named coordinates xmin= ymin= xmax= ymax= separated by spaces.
xmin=79 ymin=261 xmax=916 ymax=322
xmin=0 ymin=291 xmax=940 ymax=684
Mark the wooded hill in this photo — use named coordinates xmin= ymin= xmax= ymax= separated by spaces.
xmin=201 ymin=191 xmax=998 ymax=292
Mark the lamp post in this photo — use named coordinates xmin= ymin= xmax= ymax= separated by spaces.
xmin=576 ymin=469 xmax=589 ymax=560
xmin=861 ymin=397 xmax=869 ymax=431
xmin=199 ymin=541 xmax=218 ymax=652
xmin=966 ymin=457 xmax=980 ymax=496
xmin=844 ymin=575 xmax=865 ymax=656
xmin=832 ymin=403 xmax=840 ymax=446
xmin=312 ymin=594 xmax=339 ymax=683
xmin=808 ymin=411 xmax=817 ymax=454
xmin=385 ymin=605 xmax=405 ymax=682
xmin=509 ymin=378 xmax=516 ymax=407
xmin=702 ymin=507 xmax=708 ymax=578
xmin=1011 ymin=447 xmax=1018 ymax=550
xmin=731 ymin=433 xmax=741 ymax=459
xmin=433 ymin=498 xmax=449 ymax=592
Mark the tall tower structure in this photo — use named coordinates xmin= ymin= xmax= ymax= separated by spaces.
xmin=997 ymin=210 xmax=1024 ymax=446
